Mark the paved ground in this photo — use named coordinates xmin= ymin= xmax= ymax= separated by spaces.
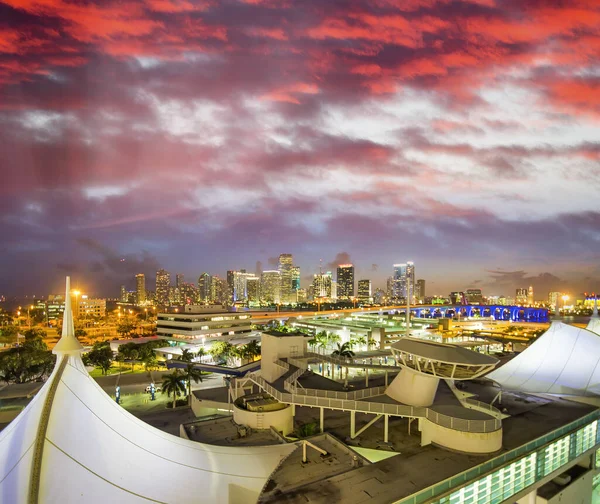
xmin=0 ymin=382 xmax=43 ymax=399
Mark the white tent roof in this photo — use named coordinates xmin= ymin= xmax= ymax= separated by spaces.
xmin=0 ymin=278 xmax=295 ymax=503
xmin=487 ymin=321 xmax=600 ymax=397
xmin=586 ymin=297 xmax=600 ymax=335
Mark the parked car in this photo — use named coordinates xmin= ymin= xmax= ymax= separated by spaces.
xmin=145 ymin=384 xmax=161 ymax=392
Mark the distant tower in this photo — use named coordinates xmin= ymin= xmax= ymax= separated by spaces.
xmin=393 ymin=262 xmax=414 ymax=301
xmin=135 ymin=274 xmax=146 ymax=305
xmin=358 ymin=279 xmax=372 ymax=303
xmin=527 ymin=285 xmax=534 ymax=306
xmin=278 ymin=254 xmax=294 ymax=304
xmin=197 ymin=273 xmax=212 ymax=303
xmin=337 ymin=264 xmax=355 ymax=299
xmin=155 ymin=269 xmax=170 ymax=306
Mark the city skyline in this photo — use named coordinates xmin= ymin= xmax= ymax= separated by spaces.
xmin=1 ymin=1 xmax=599 ymax=297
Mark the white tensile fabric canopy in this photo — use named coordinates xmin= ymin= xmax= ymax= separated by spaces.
xmin=487 ymin=321 xmax=600 ymax=397
xmin=587 ymin=298 xmax=600 ymax=336
xmin=0 ymin=278 xmax=295 ymax=504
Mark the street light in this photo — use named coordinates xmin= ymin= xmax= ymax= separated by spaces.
xmin=562 ymin=295 xmax=569 ymax=315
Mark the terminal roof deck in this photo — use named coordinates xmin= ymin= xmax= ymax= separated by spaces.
xmin=258 ymin=389 xmax=596 ymax=504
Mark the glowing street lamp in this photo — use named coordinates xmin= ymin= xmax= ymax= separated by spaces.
xmin=562 ymin=295 xmax=569 ymax=314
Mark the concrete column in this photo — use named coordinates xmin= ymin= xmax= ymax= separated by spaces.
xmin=384 ymin=415 xmax=389 ymax=443
xmin=365 ymin=368 xmax=369 ymax=387
xmin=320 ymin=407 xmax=324 ymax=432
xmin=350 ymin=411 xmax=356 ymax=438
xmin=385 ymin=371 xmax=388 ymax=386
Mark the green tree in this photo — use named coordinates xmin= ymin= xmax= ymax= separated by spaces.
xmin=295 ymin=422 xmax=320 ymax=438
xmin=161 ymin=370 xmax=187 ymax=408
xmin=115 ymin=353 xmax=124 ymax=374
xmin=0 ymin=325 xmax=19 ymax=346
xmin=130 ymin=349 xmax=139 ymax=371
xmin=180 ymin=348 xmax=194 ymax=363
xmin=87 ymin=341 xmax=113 ymax=375
xmin=195 ymin=347 xmax=206 ymax=361
xmin=331 ymin=342 xmax=355 ymax=360
xmin=209 ymin=341 xmax=233 ymax=363
xmin=183 ymin=363 xmax=203 ymax=404
xmin=75 ymin=328 xmax=88 ymax=338
xmin=116 ymin=322 xmax=135 ymax=337
xmin=244 ymin=340 xmax=261 ymax=360
xmin=142 ymin=354 xmax=158 ymax=371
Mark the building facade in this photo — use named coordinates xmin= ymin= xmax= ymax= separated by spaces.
xmin=135 ymin=273 xmax=146 ymax=305
xmin=393 ymin=262 xmax=415 ymax=301
xmin=261 ymin=270 xmax=281 ymax=304
xmin=337 ymin=264 xmax=355 ymax=299
xmin=357 ymin=279 xmax=372 ymax=304
xmin=156 ymin=269 xmax=170 ymax=306
xmin=278 ymin=254 xmax=294 ymax=304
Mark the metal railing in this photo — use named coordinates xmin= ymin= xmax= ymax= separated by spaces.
xmin=395 ymin=411 xmax=600 ymax=504
xmin=243 ymin=360 xmax=500 ymax=433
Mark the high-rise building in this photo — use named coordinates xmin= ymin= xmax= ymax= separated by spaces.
xmin=176 ymin=274 xmax=184 ymax=289
xmin=548 ymin=291 xmax=563 ymax=310
xmin=120 ymin=285 xmax=127 ymax=303
xmin=135 ymin=274 xmax=146 ymax=305
xmin=278 ymin=254 xmax=294 ymax=304
xmin=246 ymin=276 xmax=260 ymax=306
xmin=211 ymin=275 xmax=224 ymax=304
xmin=466 ymin=288 xmax=482 ymax=304
xmin=155 ymin=269 xmax=170 ymax=306
xmin=226 ymin=270 xmax=235 ymax=303
xmin=336 ymin=264 xmax=355 ymax=299
xmin=260 ymin=270 xmax=281 ymax=304
xmin=415 ymin=279 xmax=425 ymax=302
xmin=392 ymin=262 xmax=414 ymax=301
xmin=527 ymin=285 xmax=534 ymax=305
xmin=291 ymin=266 xmax=300 ymax=294
xmin=358 ymin=279 xmax=372 ymax=303
xmin=450 ymin=291 xmax=466 ymax=304
xmin=312 ymin=271 xmax=332 ymax=299
xmin=198 ymin=273 xmax=212 ymax=303
xmin=516 ymin=288 xmax=528 ymax=305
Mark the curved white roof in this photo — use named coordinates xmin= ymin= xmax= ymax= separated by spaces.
xmin=390 ymin=337 xmax=498 ymax=366
xmin=487 ymin=321 xmax=600 ymax=397
xmin=587 ymin=297 xmax=600 ymax=335
xmin=0 ymin=278 xmax=295 ymax=503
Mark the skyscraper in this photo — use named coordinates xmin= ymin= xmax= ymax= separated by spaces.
xmin=261 ymin=270 xmax=281 ymax=304
xmin=527 ymin=285 xmax=534 ymax=305
xmin=198 ymin=273 xmax=212 ymax=303
xmin=392 ymin=262 xmax=415 ymax=301
xmin=176 ymin=274 xmax=184 ymax=289
xmin=278 ymin=254 xmax=293 ymax=304
xmin=120 ymin=285 xmax=127 ymax=303
xmin=155 ymin=269 xmax=170 ymax=306
xmin=358 ymin=279 xmax=372 ymax=303
xmin=246 ymin=276 xmax=260 ymax=306
xmin=337 ymin=264 xmax=355 ymax=299
xmin=312 ymin=271 xmax=332 ymax=299
xmin=416 ymin=279 xmax=425 ymax=302
xmin=516 ymin=288 xmax=528 ymax=305
xmin=135 ymin=273 xmax=146 ymax=305
xmin=291 ymin=266 xmax=300 ymax=294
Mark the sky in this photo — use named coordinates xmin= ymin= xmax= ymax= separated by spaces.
xmin=0 ymin=0 xmax=599 ymax=298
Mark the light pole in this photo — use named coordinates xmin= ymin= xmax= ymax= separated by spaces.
xmin=27 ymin=305 xmax=33 ymax=329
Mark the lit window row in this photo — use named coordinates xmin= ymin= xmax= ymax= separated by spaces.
xmin=434 ymin=420 xmax=599 ymax=504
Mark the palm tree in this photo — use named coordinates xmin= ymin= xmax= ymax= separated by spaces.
xmin=331 ymin=342 xmax=355 ymax=360
xmin=195 ymin=347 xmax=206 ymax=362
xmin=329 ymin=333 xmax=341 ymax=346
xmin=354 ymin=335 xmax=367 ymax=350
xmin=245 ymin=340 xmax=261 ymax=360
xmin=161 ymin=370 xmax=187 ymax=408
xmin=180 ymin=348 xmax=194 ymax=363
xmin=183 ymin=364 xmax=203 ymax=405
